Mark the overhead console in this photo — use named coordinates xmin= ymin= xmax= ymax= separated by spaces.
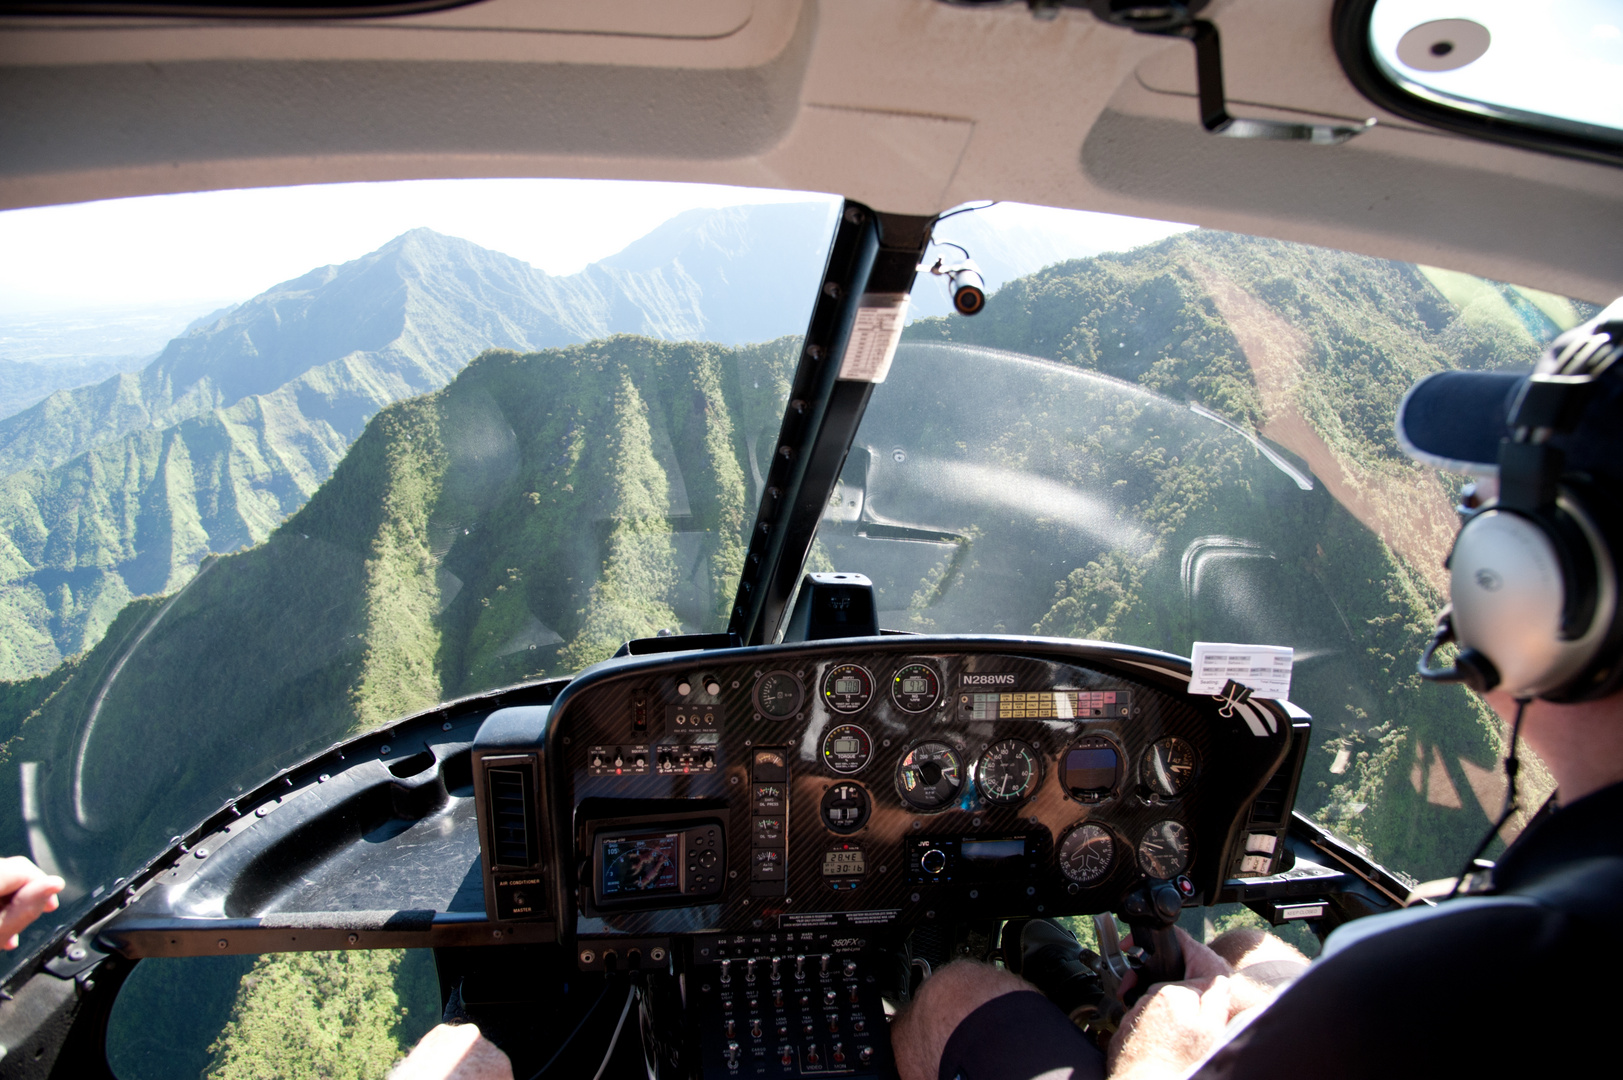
xmin=472 ymin=636 xmax=1309 ymax=945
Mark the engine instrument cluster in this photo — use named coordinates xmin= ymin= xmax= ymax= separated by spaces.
xmin=472 ymin=637 xmax=1305 ymax=946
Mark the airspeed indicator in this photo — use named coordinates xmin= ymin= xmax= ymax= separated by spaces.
xmin=976 ymin=739 xmax=1041 ymax=804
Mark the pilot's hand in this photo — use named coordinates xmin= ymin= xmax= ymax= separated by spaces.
xmin=1108 ymin=929 xmax=1234 ymax=1080
xmin=0 ymin=856 xmax=64 ymax=949
xmin=1117 ymin=925 xmax=1233 ymax=1002
xmin=390 ymin=1023 xmax=514 ymax=1080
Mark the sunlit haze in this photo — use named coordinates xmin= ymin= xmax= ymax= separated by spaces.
xmin=0 ymin=180 xmax=1191 ymax=318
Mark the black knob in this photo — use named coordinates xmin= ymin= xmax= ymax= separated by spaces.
xmin=920 ymin=848 xmax=947 ymax=874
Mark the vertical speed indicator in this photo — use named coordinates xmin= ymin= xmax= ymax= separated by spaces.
xmin=822 ymin=664 xmax=875 ymax=714
xmin=891 ymin=662 xmax=942 ymax=713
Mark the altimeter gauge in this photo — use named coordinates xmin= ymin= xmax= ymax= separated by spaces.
xmin=1136 ymin=820 xmax=1192 ymax=879
xmin=1058 ymin=823 xmax=1115 ymax=885
xmin=1141 ymin=737 xmax=1197 ymax=797
xmin=896 ymin=741 xmax=963 ymax=811
xmin=976 ymin=739 xmax=1042 ymax=804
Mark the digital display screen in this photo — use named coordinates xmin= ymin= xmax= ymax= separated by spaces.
xmin=832 ymin=737 xmax=862 ymax=754
xmin=823 ymin=849 xmax=866 ymax=876
xmin=835 ymin=677 xmax=862 ymax=694
xmin=1064 ymin=747 xmax=1119 ymax=790
xmin=961 ymin=838 xmax=1024 ymax=862
xmin=600 ymin=832 xmax=680 ymax=896
xmin=902 ymin=676 xmax=929 ymax=694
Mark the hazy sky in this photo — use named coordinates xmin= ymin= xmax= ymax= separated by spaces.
xmin=0 ymin=179 xmax=1191 ymax=316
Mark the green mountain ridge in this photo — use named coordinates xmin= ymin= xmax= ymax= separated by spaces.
xmin=0 ymin=205 xmax=836 ymax=680
xmin=0 ymin=333 xmax=797 ymax=895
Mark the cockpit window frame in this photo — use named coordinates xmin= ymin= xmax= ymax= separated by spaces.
xmin=1331 ymin=0 xmax=1623 ymax=170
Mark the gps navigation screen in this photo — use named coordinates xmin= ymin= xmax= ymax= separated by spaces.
xmin=601 ymin=832 xmax=681 ymax=896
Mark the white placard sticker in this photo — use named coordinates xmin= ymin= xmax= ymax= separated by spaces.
xmin=1187 ymin=642 xmax=1294 ymax=699
xmin=838 ymin=293 xmax=909 ymax=384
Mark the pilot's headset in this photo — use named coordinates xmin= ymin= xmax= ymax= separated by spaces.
xmin=1406 ymin=299 xmax=1623 ymax=702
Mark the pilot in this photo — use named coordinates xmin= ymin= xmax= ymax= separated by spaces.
xmin=895 ymin=300 xmax=1623 ymax=1079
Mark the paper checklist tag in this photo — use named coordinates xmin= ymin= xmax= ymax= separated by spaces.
xmin=1187 ymin=643 xmax=1293 ymax=699
xmin=838 ymin=293 xmax=909 ymax=383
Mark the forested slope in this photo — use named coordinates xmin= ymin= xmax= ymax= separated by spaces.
xmin=899 ymin=230 xmax=1594 ymax=881
xmin=0 ymin=333 xmax=795 ymax=893
xmin=0 ymin=204 xmax=834 ymax=681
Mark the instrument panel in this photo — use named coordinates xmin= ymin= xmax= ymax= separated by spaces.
xmin=471 ymin=637 xmax=1306 ymax=941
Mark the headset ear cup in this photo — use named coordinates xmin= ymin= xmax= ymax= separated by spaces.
xmin=1540 ymin=477 xmax=1623 ymax=702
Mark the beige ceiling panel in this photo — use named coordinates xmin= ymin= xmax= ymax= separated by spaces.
xmin=757 ymin=104 xmax=974 ymax=216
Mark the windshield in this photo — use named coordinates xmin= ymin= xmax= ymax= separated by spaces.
xmin=0 ymin=180 xmax=842 ymax=965
xmin=821 ymin=224 xmax=1594 ymax=890
xmin=0 ymin=184 xmax=1602 ymax=1072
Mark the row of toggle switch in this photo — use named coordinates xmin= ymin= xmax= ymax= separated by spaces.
xmin=719 ymin=954 xmax=857 ymax=985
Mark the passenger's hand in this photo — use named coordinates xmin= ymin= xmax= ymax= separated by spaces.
xmin=1108 ymin=928 xmax=1235 ymax=1080
xmin=0 ymin=857 xmax=64 ymax=949
xmin=389 ymin=1023 xmax=514 ymax=1080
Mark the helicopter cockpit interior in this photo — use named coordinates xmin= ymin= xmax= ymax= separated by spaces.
xmin=0 ymin=1 xmax=1617 ymax=1077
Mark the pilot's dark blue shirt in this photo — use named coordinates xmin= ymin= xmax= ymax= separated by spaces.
xmin=1196 ymin=779 xmax=1623 ymax=1078
xmin=937 ymin=781 xmax=1623 ymax=1080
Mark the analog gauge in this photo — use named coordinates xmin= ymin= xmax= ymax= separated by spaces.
xmin=822 ymin=664 xmax=875 ymax=714
xmin=1142 ymin=737 xmax=1198 ymax=797
xmin=1137 ymin=820 xmax=1192 ymax=879
xmin=753 ymin=670 xmax=804 ymax=720
xmin=891 ymin=662 xmax=942 ymax=713
xmin=1058 ymin=823 xmax=1116 ymax=885
xmin=976 ymin=739 xmax=1042 ymax=804
xmin=896 ymin=741 xmax=963 ymax=811
xmin=822 ymin=723 xmax=873 ymax=774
